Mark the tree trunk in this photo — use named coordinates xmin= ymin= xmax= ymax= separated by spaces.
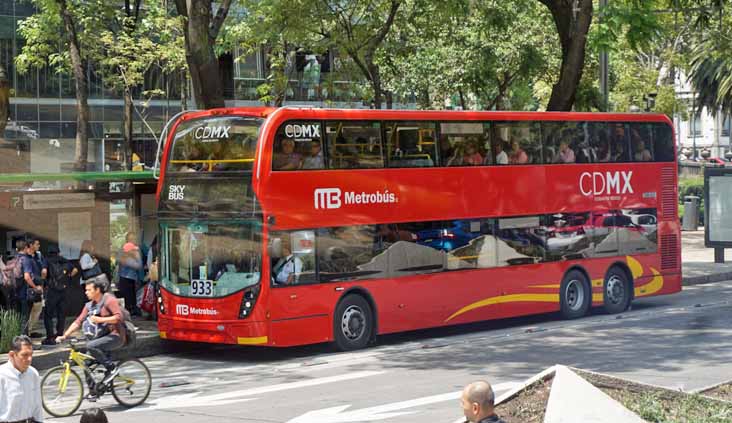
xmin=367 ymin=60 xmax=382 ymax=109
xmin=539 ymin=0 xmax=593 ymax=111
xmin=417 ymin=88 xmax=430 ymax=109
xmin=57 ymin=0 xmax=90 ymax=171
xmin=0 ymin=63 xmax=10 ymax=136
xmin=123 ymin=89 xmax=134 ymax=170
xmin=175 ymin=0 xmax=232 ymax=110
xmin=180 ymin=71 xmax=188 ymax=111
xmin=385 ymin=91 xmax=393 ymax=109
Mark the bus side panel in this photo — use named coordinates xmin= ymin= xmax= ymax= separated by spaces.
xmin=267 ymin=283 xmax=337 ymax=345
xmin=269 ymin=315 xmax=332 ymax=347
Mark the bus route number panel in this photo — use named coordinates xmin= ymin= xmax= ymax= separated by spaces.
xmin=191 ymin=279 xmax=214 ymax=297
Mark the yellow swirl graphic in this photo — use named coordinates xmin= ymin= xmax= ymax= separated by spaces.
xmin=445 ymin=293 xmax=559 ymax=322
xmin=634 ymin=267 xmax=664 ymax=297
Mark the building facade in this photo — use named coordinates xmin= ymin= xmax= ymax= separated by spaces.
xmin=0 ymin=1 xmax=391 ymax=311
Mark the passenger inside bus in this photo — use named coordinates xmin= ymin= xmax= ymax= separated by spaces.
xmin=301 ymin=140 xmax=325 ymax=169
xmin=508 ymin=140 xmax=528 ymax=164
xmin=553 ymin=141 xmax=576 ymax=163
xmin=632 ymin=137 xmax=652 ymax=162
xmin=494 ymin=140 xmax=509 ymax=164
xmin=272 ymin=240 xmax=303 ymax=285
xmin=462 ymin=138 xmax=483 ymax=166
xmin=273 ymin=138 xmax=302 ymax=170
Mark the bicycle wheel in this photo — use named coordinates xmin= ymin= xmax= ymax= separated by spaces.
xmin=41 ymin=365 xmax=84 ymax=417
xmin=111 ymin=358 xmax=152 ymax=407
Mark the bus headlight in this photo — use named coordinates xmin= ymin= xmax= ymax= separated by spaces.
xmin=239 ymin=285 xmax=260 ymax=319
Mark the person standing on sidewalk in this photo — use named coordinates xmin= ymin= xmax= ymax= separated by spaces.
xmin=119 ymin=233 xmax=142 ymax=316
xmin=27 ymin=238 xmax=48 ymax=338
xmin=19 ymin=241 xmax=43 ymax=336
xmin=461 ymin=381 xmax=506 ymax=423
xmin=0 ymin=335 xmax=44 ymax=423
xmin=42 ymin=245 xmax=78 ymax=346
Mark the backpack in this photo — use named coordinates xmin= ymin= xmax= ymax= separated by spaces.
xmin=1 ymin=255 xmax=23 ymax=289
xmin=47 ymin=258 xmax=71 ymax=291
xmin=99 ymin=294 xmax=137 ymax=347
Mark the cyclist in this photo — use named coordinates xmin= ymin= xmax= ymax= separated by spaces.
xmin=57 ymin=278 xmax=124 ymax=389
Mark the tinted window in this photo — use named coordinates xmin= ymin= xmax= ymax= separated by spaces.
xmin=325 ymin=121 xmax=383 ymax=169
xmin=318 ymin=226 xmax=386 ymax=281
xmin=170 ymin=116 xmax=261 ymax=173
xmin=653 ymin=123 xmax=675 ymax=162
xmin=269 ymin=230 xmax=316 ymax=285
xmin=439 ymin=122 xmax=489 ymax=166
xmin=443 ymin=219 xmax=498 ymax=270
xmin=496 ymin=216 xmax=545 ymax=265
xmin=273 ymin=121 xmax=323 ymax=171
xmin=617 ymin=209 xmax=657 ymax=255
xmin=488 ymin=122 xmax=541 ymax=165
xmin=385 ymin=122 xmax=438 ymax=168
xmin=629 ymin=123 xmax=653 ymax=162
xmin=607 ymin=123 xmax=631 ymax=162
xmin=543 ymin=213 xmax=592 ymax=261
xmin=386 ymin=221 xmax=445 ymax=275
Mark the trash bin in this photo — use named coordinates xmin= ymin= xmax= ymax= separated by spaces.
xmin=682 ymin=195 xmax=700 ymax=231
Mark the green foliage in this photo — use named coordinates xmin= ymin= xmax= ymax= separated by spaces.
xmin=0 ymin=308 xmax=22 ymax=353
xmin=111 ymin=214 xmax=129 ymax=254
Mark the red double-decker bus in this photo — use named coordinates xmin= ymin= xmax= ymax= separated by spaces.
xmin=155 ymin=107 xmax=680 ymax=350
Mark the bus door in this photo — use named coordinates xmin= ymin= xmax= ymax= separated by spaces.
xmin=267 ymin=230 xmax=333 ymax=344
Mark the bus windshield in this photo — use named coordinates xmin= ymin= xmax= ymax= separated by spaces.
xmin=167 ymin=116 xmax=262 ymax=173
xmin=161 ymin=222 xmax=262 ymax=297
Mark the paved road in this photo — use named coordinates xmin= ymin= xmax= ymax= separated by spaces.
xmin=47 ymin=280 xmax=732 ymax=423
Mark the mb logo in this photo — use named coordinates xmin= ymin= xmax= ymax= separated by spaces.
xmin=314 ymin=188 xmax=342 ymax=209
xmin=176 ymin=304 xmax=190 ymax=316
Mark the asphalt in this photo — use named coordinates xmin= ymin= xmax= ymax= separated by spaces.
xmin=28 ymin=229 xmax=732 ymax=371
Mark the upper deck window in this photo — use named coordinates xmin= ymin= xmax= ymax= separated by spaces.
xmin=168 ymin=116 xmax=262 ymax=173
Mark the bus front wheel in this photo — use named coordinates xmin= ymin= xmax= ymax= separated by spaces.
xmin=603 ymin=266 xmax=631 ymax=314
xmin=334 ymin=294 xmax=373 ymax=351
xmin=560 ymin=270 xmax=591 ymax=319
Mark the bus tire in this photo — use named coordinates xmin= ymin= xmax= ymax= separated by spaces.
xmin=603 ymin=266 xmax=631 ymax=314
xmin=334 ymin=294 xmax=373 ymax=351
xmin=560 ymin=269 xmax=591 ymax=319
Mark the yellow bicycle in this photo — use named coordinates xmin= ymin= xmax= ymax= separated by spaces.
xmin=40 ymin=339 xmax=152 ymax=417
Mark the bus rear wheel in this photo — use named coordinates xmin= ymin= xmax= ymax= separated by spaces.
xmin=334 ymin=294 xmax=373 ymax=351
xmin=560 ymin=270 xmax=591 ymax=319
xmin=603 ymin=266 xmax=631 ymax=314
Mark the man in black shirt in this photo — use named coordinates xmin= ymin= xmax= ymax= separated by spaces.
xmin=461 ymin=380 xmax=506 ymax=423
xmin=42 ymin=245 xmax=78 ymax=345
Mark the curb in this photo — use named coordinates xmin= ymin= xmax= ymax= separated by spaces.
xmin=33 ymin=333 xmax=167 ymax=371
xmin=682 ymin=271 xmax=732 ymax=286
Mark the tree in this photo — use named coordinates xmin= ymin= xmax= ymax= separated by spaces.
xmin=90 ymin=0 xmax=185 ymax=169
xmin=536 ymin=0 xmax=593 ymax=111
xmin=382 ymin=0 xmax=552 ymax=110
xmin=0 ymin=64 xmax=10 ymax=136
xmin=687 ymin=1 xmax=732 ymax=113
xmin=18 ymin=0 xmax=187 ymax=171
xmin=174 ymin=0 xmax=233 ymax=109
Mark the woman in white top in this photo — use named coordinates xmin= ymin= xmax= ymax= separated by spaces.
xmin=78 ymin=240 xmax=100 ymax=284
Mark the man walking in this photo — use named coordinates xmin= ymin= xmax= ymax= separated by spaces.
xmin=27 ymin=238 xmax=48 ymax=338
xmin=0 ymin=335 xmax=44 ymax=422
xmin=42 ymin=245 xmax=77 ymax=346
xmin=461 ymin=380 xmax=506 ymax=423
xmin=19 ymin=241 xmax=43 ymax=336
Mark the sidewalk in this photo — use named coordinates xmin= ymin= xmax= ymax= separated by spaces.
xmin=680 ymin=230 xmax=732 ymax=285
xmin=27 ymin=230 xmax=732 ymax=370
